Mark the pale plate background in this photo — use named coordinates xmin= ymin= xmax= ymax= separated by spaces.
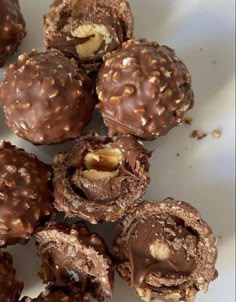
xmin=0 ymin=0 xmax=235 ymax=301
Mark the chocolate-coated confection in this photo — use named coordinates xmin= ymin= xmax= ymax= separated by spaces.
xmin=113 ymin=198 xmax=218 ymax=302
xmin=0 ymin=141 xmax=53 ymax=246
xmin=44 ymin=0 xmax=134 ymax=72
xmin=0 ymin=0 xmax=26 ymax=66
xmin=97 ymin=40 xmax=194 ymax=140
xmin=0 ymin=250 xmax=23 ymax=302
xmin=35 ymin=222 xmax=114 ymax=301
xmin=0 ymin=49 xmax=96 ymax=145
xmin=53 ymin=132 xmax=151 ymax=223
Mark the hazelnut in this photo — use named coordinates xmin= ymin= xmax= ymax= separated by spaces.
xmin=81 ymin=169 xmax=119 ymax=181
xmin=164 ymin=293 xmax=182 ymax=301
xmin=136 ymin=287 xmax=152 ymax=302
xmin=149 ymin=239 xmax=171 ymax=261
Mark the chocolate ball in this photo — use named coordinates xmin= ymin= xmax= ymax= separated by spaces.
xmin=0 ymin=0 xmax=26 ymax=66
xmin=53 ymin=132 xmax=151 ymax=223
xmin=44 ymin=0 xmax=134 ymax=72
xmin=113 ymin=198 xmax=218 ymax=302
xmin=35 ymin=222 xmax=114 ymax=301
xmin=0 ymin=141 xmax=53 ymax=246
xmin=0 ymin=250 xmax=23 ymax=302
xmin=0 ymin=49 xmax=96 ymax=145
xmin=97 ymin=40 xmax=194 ymax=140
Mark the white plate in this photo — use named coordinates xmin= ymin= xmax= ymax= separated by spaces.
xmin=1 ymin=0 xmax=235 ymax=301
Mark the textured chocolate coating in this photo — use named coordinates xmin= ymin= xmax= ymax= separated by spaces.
xmin=35 ymin=222 xmax=114 ymax=302
xmin=0 ymin=49 xmax=96 ymax=145
xmin=44 ymin=0 xmax=134 ymax=72
xmin=53 ymin=132 xmax=151 ymax=223
xmin=113 ymin=198 xmax=218 ymax=302
xmin=0 ymin=250 xmax=23 ymax=302
xmin=0 ymin=141 xmax=53 ymax=246
xmin=97 ymin=40 xmax=194 ymax=140
xmin=0 ymin=0 xmax=26 ymax=66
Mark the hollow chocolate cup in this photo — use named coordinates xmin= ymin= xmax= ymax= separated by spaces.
xmin=52 ymin=132 xmax=151 ymax=223
xmin=35 ymin=222 xmax=114 ymax=302
xmin=0 ymin=250 xmax=23 ymax=302
xmin=113 ymin=198 xmax=218 ymax=302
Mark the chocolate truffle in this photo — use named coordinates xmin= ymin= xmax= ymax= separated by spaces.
xmin=53 ymin=132 xmax=151 ymax=223
xmin=0 ymin=49 xmax=96 ymax=145
xmin=0 ymin=250 xmax=23 ymax=302
xmin=20 ymin=287 xmax=89 ymax=302
xmin=35 ymin=222 xmax=114 ymax=301
xmin=0 ymin=141 xmax=53 ymax=246
xmin=0 ymin=0 xmax=26 ymax=66
xmin=97 ymin=40 xmax=194 ymax=140
xmin=44 ymin=0 xmax=134 ymax=72
xmin=113 ymin=198 xmax=218 ymax=302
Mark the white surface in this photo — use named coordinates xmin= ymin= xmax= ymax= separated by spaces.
xmin=0 ymin=0 xmax=235 ymax=301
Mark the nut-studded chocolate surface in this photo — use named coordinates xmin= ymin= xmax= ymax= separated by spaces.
xmin=0 ymin=49 xmax=96 ymax=145
xmin=97 ymin=40 xmax=194 ymax=140
xmin=35 ymin=222 xmax=114 ymax=302
xmin=0 ymin=250 xmax=23 ymax=302
xmin=113 ymin=198 xmax=218 ymax=302
xmin=0 ymin=0 xmax=26 ymax=66
xmin=53 ymin=132 xmax=151 ymax=223
xmin=0 ymin=141 xmax=53 ymax=246
xmin=44 ymin=0 xmax=134 ymax=72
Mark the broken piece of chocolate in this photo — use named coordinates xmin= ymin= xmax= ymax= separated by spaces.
xmin=0 ymin=141 xmax=53 ymax=246
xmin=35 ymin=222 xmax=114 ymax=301
xmin=43 ymin=0 xmax=134 ymax=72
xmin=0 ymin=0 xmax=26 ymax=66
xmin=97 ymin=40 xmax=194 ymax=140
xmin=0 ymin=250 xmax=23 ymax=302
xmin=0 ymin=49 xmax=96 ymax=145
xmin=113 ymin=198 xmax=218 ymax=302
xmin=53 ymin=132 xmax=151 ymax=223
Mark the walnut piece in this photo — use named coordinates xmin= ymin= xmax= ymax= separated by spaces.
xmin=71 ymin=24 xmax=112 ymax=57
xmin=149 ymin=239 xmax=171 ymax=261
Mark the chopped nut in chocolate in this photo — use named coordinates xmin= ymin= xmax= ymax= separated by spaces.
xmin=0 ymin=141 xmax=53 ymax=246
xmin=53 ymin=132 xmax=151 ymax=223
xmin=184 ymin=116 xmax=193 ymax=125
xmin=0 ymin=250 xmax=23 ymax=302
xmin=0 ymin=0 xmax=26 ymax=66
xmin=0 ymin=49 xmax=96 ymax=145
xmin=97 ymin=40 xmax=194 ymax=140
xmin=35 ymin=222 xmax=114 ymax=302
xmin=113 ymin=198 xmax=218 ymax=302
xmin=191 ymin=130 xmax=208 ymax=140
xmin=44 ymin=0 xmax=134 ymax=72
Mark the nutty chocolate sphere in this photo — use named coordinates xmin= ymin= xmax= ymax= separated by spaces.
xmin=0 ymin=250 xmax=23 ymax=302
xmin=97 ymin=40 xmax=194 ymax=140
xmin=0 ymin=141 xmax=53 ymax=246
xmin=0 ymin=49 xmax=96 ymax=145
xmin=0 ymin=0 xmax=26 ymax=66
xmin=53 ymin=132 xmax=151 ymax=223
xmin=113 ymin=198 xmax=218 ymax=302
xmin=35 ymin=223 xmax=114 ymax=301
xmin=44 ymin=0 xmax=134 ymax=72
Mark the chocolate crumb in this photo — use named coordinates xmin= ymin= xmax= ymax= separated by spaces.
xmin=176 ymin=153 xmax=180 ymax=157
xmin=184 ymin=116 xmax=193 ymax=125
xmin=191 ymin=130 xmax=208 ymax=140
xmin=212 ymin=60 xmax=217 ymax=64
xmin=211 ymin=129 xmax=221 ymax=139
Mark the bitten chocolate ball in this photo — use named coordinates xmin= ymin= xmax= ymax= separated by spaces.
xmin=53 ymin=132 xmax=151 ymax=223
xmin=35 ymin=223 xmax=114 ymax=302
xmin=114 ymin=198 xmax=218 ymax=302
xmin=0 ymin=49 xmax=96 ymax=145
xmin=44 ymin=0 xmax=134 ymax=72
xmin=0 ymin=250 xmax=23 ymax=302
xmin=97 ymin=40 xmax=194 ymax=140
xmin=0 ymin=0 xmax=26 ymax=66
xmin=0 ymin=141 xmax=53 ymax=246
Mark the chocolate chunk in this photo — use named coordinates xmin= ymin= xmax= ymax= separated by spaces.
xmin=0 ymin=250 xmax=23 ymax=302
xmin=53 ymin=132 xmax=151 ymax=223
xmin=35 ymin=222 xmax=114 ymax=301
xmin=97 ymin=40 xmax=194 ymax=140
xmin=0 ymin=141 xmax=53 ymax=246
xmin=0 ymin=0 xmax=26 ymax=66
xmin=0 ymin=49 xmax=96 ymax=145
xmin=44 ymin=0 xmax=134 ymax=72
xmin=113 ymin=198 xmax=218 ymax=302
